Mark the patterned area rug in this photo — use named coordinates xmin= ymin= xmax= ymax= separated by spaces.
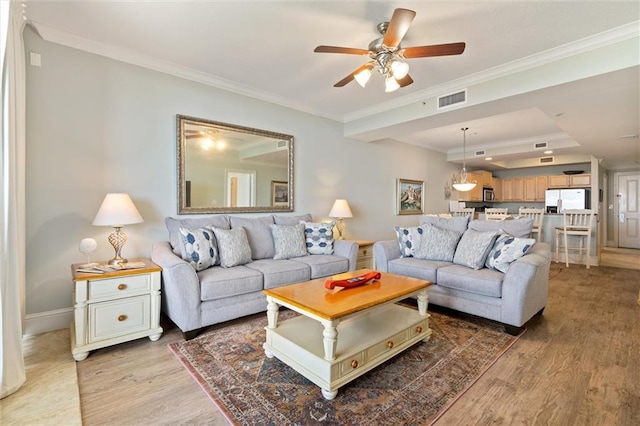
xmin=169 ymin=304 xmax=520 ymax=425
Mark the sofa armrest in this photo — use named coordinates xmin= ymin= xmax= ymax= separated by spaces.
xmin=501 ymin=242 xmax=551 ymax=327
xmin=333 ymin=240 xmax=358 ymax=271
xmin=373 ymin=240 xmax=401 ymax=272
xmin=151 ymin=241 xmax=202 ymax=333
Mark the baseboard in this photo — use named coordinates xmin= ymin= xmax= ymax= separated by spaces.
xmin=25 ymin=308 xmax=73 ymax=336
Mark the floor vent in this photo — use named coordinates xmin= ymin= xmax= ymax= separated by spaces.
xmin=539 ymin=156 xmax=554 ymax=164
xmin=533 ymin=141 xmax=548 ymax=149
xmin=437 ymin=89 xmax=467 ymax=109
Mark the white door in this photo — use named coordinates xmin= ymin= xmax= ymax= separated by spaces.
xmin=225 ymin=170 xmax=256 ymax=207
xmin=618 ymin=172 xmax=640 ymax=249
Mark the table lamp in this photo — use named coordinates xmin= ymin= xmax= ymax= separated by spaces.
xmin=92 ymin=193 xmax=144 ymax=265
xmin=328 ymin=199 xmax=353 ymax=240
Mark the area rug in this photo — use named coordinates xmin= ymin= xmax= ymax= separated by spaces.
xmin=169 ymin=305 xmax=521 ymax=425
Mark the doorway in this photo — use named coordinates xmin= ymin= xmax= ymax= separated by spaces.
xmin=225 ymin=170 xmax=256 ymax=208
xmin=615 ymin=171 xmax=640 ymax=249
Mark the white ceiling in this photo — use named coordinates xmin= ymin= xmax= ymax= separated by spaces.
xmin=24 ymin=1 xmax=640 ymax=170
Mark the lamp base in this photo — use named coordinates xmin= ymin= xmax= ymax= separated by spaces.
xmin=107 ymin=227 xmax=129 ymax=266
xmin=335 ymin=218 xmax=346 ymax=240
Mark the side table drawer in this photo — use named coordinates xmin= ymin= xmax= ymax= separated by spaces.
xmin=89 ymin=295 xmax=151 ymax=342
xmin=89 ymin=274 xmax=151 ymax=300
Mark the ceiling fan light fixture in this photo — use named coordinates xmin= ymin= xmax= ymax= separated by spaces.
xmin=354 ymin=68 xmax=372 ymax=87
xmin=385 ymin=75 xmax=400 ymax=92
xmin=391 ymin=60 xmax=409 ymax=79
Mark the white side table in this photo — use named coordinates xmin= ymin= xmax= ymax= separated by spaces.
xmin=352 ymin=240 xmax=375 ymax=270
xmin=70 ymin=258 xmax=163 ymax=361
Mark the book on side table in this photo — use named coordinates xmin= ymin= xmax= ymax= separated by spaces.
xmin=75 ymin=261 xmax=147 ymax=274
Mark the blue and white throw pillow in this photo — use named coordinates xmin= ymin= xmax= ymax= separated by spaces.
xmin=302 ymin=221 xmax=335 ymax=255
xmin=178 ymin=227 xmax=218 ymax=271
xmin=271 ymin=224 xmax=309 ymax=260
xmin=415 ymin=224 xmax=463 ymax=262
xmin=394 ymin=225 xmax=425 ymax=258
xmin=485 ymin=233 xmax=536 ymax=273
xmin=453 ymin=229 xmax=498 ymax=269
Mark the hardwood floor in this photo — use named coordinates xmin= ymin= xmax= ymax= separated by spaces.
xmin=71 ymin=261 xmax=640 ymax=425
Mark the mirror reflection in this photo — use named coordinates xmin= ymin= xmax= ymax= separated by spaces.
xmin=177 ymin=115 xmax=294 ymax=214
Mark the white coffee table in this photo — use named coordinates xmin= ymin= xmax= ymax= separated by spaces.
xmin=263 ymin=269 xmax=432 ymax=400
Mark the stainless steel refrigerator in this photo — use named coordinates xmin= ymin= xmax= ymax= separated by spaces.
xmin=545 ymin=188 xmax=591 ymax=213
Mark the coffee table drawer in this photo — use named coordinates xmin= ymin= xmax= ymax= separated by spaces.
xmin=367 ymin=329 xmax=408 ymax=360
xmin=339 ymin=352 xmax=364 ymax=377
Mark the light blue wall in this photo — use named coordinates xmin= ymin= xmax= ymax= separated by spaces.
xmin=24 ymin=27 xmax=459 ymax=316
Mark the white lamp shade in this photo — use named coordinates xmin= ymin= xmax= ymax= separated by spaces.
xmin=328 ymin=199 xmax=353 ymax=218
xmin=92 ymin=193 xmax=144 ymax=227
xmin=384 ymin=76 xmax=400 ymax=93
xmin=354 ymin=68 xmax=372 ymax=87
xmin=452 ymin=182 xmax=477 ymax=192
xmin=391 ymin=61 xmax=409 ymax=79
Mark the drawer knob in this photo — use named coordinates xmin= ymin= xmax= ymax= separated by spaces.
xmin=117 ymin=284 xmax=127 ymax=290
xmin=362 ymin=249 xmax=368 ymax=255
xmin=118 ymin=315 xmax=127 ymax=322
xmin=387 ymin=341 xmax=394 ymax=349
xmin=351 ymin=360 xmax=358 ymax=369
xmin=416 ymin=326 xmax=423 ymax=333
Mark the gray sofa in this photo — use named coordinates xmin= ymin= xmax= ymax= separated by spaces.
xmin=374 ymin=215 xmax=550 ymax=334
xmin=151 ymin=213 xmax=358 ymax=339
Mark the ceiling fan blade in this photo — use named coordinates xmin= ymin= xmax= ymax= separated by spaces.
xmin=334 ymin=63 xmax=373 ymax=87
xmin=402 ymin=42 xmax=466 ymax=58
xmin=382 ymin=8 xmax=416 ymax=48
xmin=314 ymin=45 xmax=370 ymax=55
xmin=397 ymin=74 xmax=414 ymax=88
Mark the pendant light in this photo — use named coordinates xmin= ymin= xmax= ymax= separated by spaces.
xmin=452 ymin=127 xmax=477 ymax=192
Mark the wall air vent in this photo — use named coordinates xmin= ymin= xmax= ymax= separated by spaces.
xmin=437 ymin=89 xmax=467 ymax=110
xmin=533 ymin=141 xmax=548 ymax=149
xmin=474 ymin=149 xmax=486 ymax=156
xmin=539 ymin=156 xmax=554 ymax=164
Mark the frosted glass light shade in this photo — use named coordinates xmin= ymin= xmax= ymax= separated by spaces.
xmin=391 ymin=61 xmax=409 ymax=79
xmin=354 ymin=68 xmax=372 ymax=87
xmin=385 ymin=76 xmax=400 ymax=92
xmin=328 ymin=199 xmax=353 ymax=218
xmin=452 ymin=182 xmax=477 ymax=192
xmin=92 ymin=193 xmax=144 ymax=227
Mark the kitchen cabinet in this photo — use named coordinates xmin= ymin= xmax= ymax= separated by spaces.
xmin=501 ymin=177 xmax=524 ymax=202
xmin=536 ymin=176 xmax=548 ymax=200
xmin=524 ymin=176 xmax=548 ymax=201
xmin=492 ymin=177 xmax=502 ymax=201
xmin=548 ymin=174 xmax=591 ymax=188
xmin=476 ymin=170 xmax=493 ymax=187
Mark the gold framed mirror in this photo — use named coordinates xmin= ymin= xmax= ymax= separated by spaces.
xmin=177 ymin=114 xmax=294 ymax=214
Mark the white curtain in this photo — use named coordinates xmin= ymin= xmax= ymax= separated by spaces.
xmin=1 ymin=0 xmax=27 ymax=399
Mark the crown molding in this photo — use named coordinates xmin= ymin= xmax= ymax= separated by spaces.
xmin=29 ymin=22 xmax=340 ymax=122
xmin=344 ymin=21 xmax=640 ymax=122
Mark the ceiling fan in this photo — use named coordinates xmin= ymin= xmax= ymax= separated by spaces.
xmin=313 ymin=8 xmax=465 ymax=92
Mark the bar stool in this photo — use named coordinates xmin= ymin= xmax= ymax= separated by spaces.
xmin=555 ymin=209 xmax=594 ymax=269
xmin=519 ymin=207 xmax=545 ymax=241
xmin=485 ymin=208 xmax=509 ymax=221
xmin=451 ymin=208 xmax=475 ymax=218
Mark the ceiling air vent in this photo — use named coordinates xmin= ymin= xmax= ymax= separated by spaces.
xmin=533 ymin=141 xmax=548 ymax=149
xmin=474 ymin=149 xmax=486 ymax=156
xmin=539 ymin=156 xmax=554 ymax=164
xmin=437 ymin=89 xmax=467 ymax=110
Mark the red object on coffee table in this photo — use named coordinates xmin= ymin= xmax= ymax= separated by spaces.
xmin=324 ymin=271 xmax=382 ymax=290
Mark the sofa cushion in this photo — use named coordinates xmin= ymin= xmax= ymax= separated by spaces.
xmin=415 ymin=224 xmax=463 ymax=262
xmin=198 ymin=265 xmax=263 ymax=301
xmin=274 ymin=213 xmax=312 ymax=225
xmin=229 ymin=216 xmax=276 ymax=259
xmin=485 ymin=234 xmax=536 ymax=273
xmin=303 ymin=221 xmax=336 ymax=255
xmin=211 ymin=227 xmax=253 ymax=268
xmin=469 ymin=217 xmax=534 ymax=238
xmin=270 ymin=224 xmax=308 ymax=260
xmin=437 ymin=264 xmax=504 ymax=298
xmin=166 ymin=215 xmax=230 ymax=254
xmin=394 ymin=225 xmax=425 ymax=257
xmin=178 ymin=227 xmax=218 ymax=271
xmin=453 ymin=229 xmax=498 ymax=270
xmin=245 ymin=259 xmax=311 ymax=289
xmin=388 ymin=257 xmax=451 ymax=283
xmin=419 ymin=215 xmax=470 ymax=233
xmin=290 ymin=255 xmax=349 ymax=279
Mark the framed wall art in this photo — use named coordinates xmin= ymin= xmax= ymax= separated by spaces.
xmin=397 ymin=178 xmax=424 ymax=215
xmin=271 ymin=181 xmax=289 ymax=207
